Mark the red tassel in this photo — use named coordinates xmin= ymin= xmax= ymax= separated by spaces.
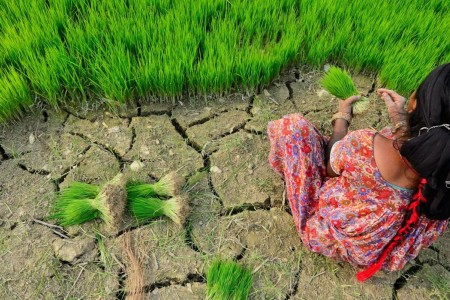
xmin=356 ymin=261 xmax=383 ymax=282
xmin=355 ymin=179 xmax=427 ymax=282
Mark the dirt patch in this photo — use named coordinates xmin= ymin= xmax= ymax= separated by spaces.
xmin=107 ymin=221 xmax=204 ymax=289
xmin=0 ymin=222 xmax=117 ymax=299
xmin=124 ymin=115 xmax=203 ymax=178
xmin=245 ymin=92 xmax=296 ymax=134
xmin=209 ymin=131 xmax=284 ymax=208
xmin=294 ymin=252 xmax=395 ymax=299
xmin=186 ymin=110 xmax=250 ymax=149
xmin=171 ymin=94 xmax=249 ymax=131
xmin=0 ymin=160 xmax=54 ymax=222
xmin=0 ymin=110 xmax=67 ymax=157
xmin=60 ymin=144 xmax=121 ymax=188
xmin=17 ymin=133 xmax=89 ymax=179
xmin=65 ymin=113 xmax=132 ymax=157
xmin=192 ymin=208 xmax=301 ymax=299
xmin=149 ymin=282 xmax=206 ymax=299
xmin=433 ymin=230 xmax=450 ymax=267
xmin=396 ymin=264 xmax=450 ymax=300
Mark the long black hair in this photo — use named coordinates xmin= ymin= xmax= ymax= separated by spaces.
xmin=400 ymin=63 xmax=450 ymax=220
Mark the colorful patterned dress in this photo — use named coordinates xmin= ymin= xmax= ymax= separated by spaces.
xmin=268 ymin=113 xmax=448 ymax=271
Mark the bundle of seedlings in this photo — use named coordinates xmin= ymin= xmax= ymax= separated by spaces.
xmin=206 ymin=259 xmax=253 ymax=300
xmin=126 ymin=172 xmax=189 ymax=226
xmin=321 ymin=66 xmax=369 ymax=114
xmin=50 ymin=173 xmax=127 ymax=233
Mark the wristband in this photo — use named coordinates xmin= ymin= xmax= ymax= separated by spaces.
xmin=391 ymin=120 xmax=407 ymax=134
xmin=331 ymin=112 xmax=352 ymax=126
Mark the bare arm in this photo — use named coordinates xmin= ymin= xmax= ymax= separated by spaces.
xmin=326 ymin=95 xmax=362 ymax=177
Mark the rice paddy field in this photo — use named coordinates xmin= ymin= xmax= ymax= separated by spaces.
xmin=1 ymin=0 xmax=450 ymax=122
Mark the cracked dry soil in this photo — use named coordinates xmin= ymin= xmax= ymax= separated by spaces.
xmin=1 ymin=68 xmax=449 ymax=300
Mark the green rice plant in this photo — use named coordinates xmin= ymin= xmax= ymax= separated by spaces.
xmin=0 ymin=67 xmax=32 ymax=123
xmin=49 ymin=182 xmax=101 ymax=226
xmin=127 ymin=194 xmax=190 ymax=226
xmin=1 ymin=0 xmax=450 ymax=122
xmin=126 ymin=171 xmax=185 ymax=199
xmin=321 ymin=66 xmax=369 ymax=114
xmin=206 ymin=259 xmax=253 ymax=300
xmin=49 ymin=174 xmax=127 ymax=229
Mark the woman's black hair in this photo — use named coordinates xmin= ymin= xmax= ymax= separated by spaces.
xmin=400 ymin=63 xmax=450 ymax=220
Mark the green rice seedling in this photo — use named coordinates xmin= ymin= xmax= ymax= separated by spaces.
xmin=321 ymin=66 xmax=369 ymax=114
xmin=49 ymin=182 xmax=101 ymax=226
xmin=127 ymin=194 xmax=190 ymax=226
xmin=1 ymin=0 xmax=450 ymax=122
xmin=0 ymin=67 xmax=32 ymax=123
xmin=49 ymin=174 xmax=127 ymax=231
xmin=206 ymin=259 xmax=253 ymax=300
xmin=126 ymin=171 xmax=185 ymax=199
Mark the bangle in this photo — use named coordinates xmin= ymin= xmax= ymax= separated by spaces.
xmin=391 ymin=120 xmax=407 ymax=134
xmin=331 ymin=112 xmax=352 ymax=126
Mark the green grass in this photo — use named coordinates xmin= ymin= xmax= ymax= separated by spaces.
xmin=206 ymin=259 xmax=253 ymax=300
xmin=0 ymin=0 xmax=449 ymax=121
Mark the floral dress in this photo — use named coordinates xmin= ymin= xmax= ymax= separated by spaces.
xmin=268 ymin=113 xmax=448 ymax=271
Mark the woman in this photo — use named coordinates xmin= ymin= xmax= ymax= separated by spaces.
xmin=268 ymin=63 xmax=450 ymax=281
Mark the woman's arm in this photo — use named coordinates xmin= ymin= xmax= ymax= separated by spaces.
xmin=326 ymin=95 xmax=362 ymax=177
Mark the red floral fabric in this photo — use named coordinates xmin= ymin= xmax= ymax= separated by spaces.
xmin=268 ymin=114 xmax=448 ymax=271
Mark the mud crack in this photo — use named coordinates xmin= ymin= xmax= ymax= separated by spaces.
xmin=235 ymin=246 xmax=247 ymax=261
xmin=221 ymin=200 xmax=272 ymax=217
xmin=170 ymin=118 xmax=203 ymax=153
xmin=185 ymin=220 xmax=204 ymax=254
xmin=245 ymin=94 xmax=255 ymax=116
xmin=203 ymin=156 xmax=223 ymax=207
xmin=17 ymin=163 xmax=50 ymax=176
xmin=69 ymin=131 xmax=130 ymax=171
xmin=52 ymin=145 xmax=92 ymax=191
xmin=42 ymin=110 xmax=49 ymax=122
xmin=285 ymin=80 xmax=295 ymax=100
xmin=0 ymin=144 xmax=10 ymax=160
xmin=139 ymin=109 xmax=171 ymax=117
xmin=243 ymin=128 xmax=266 ymax=136
xmin=144 ymin=273 xmax=206 ymax=294
xmin=392 ymin=262 xmax=423 ymax=299
xmin=116 ymin=268 xmax=127 ymax=300
xmin=284 ymin=267 xmax=302 ymax=300
xmin=126 ymin=127 xmax=136 ymax=155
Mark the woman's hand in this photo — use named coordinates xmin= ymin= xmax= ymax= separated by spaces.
xmin=338 ymin=95 xmax=362 ymax=115
xmin=377 ymin=88 xmax=407 ymax=122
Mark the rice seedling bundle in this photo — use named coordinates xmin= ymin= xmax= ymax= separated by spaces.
xmin=126 ymin=172 xmax=189 ymax=226
xmin=50 ymin=173 xmax=127 ymax=233
xmin=206 ymin=259 xmax=253 ymax=300
xmin=321 ymin=66 xmax=369 ymax=114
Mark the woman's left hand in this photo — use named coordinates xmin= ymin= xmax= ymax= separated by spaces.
xmin=338 ymin=95 xmax=362 ymax=115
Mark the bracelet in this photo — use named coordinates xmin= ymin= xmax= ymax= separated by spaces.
xmin=391 ymin=120 xmax=407 ymax=134
xmin=331 ymin=112 xmax=352 ymax=126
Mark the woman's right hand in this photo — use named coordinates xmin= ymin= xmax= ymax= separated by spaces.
xmin=377 ymin=88 xmax=407 ymax=122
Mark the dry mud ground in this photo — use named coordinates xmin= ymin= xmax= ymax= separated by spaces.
xmin=1 ymin=68 xmax=449 ymax=300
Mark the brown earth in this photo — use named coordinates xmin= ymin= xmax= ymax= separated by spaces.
xmin=1 ymin=67 xmax=449 ymax=299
